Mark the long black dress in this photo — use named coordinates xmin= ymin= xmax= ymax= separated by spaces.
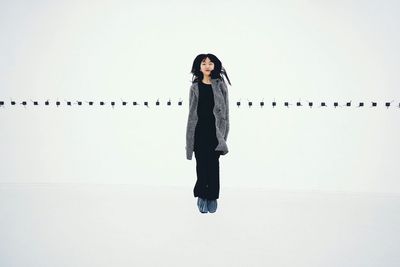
xmin=193 ymin=80 xmax=221 ymax=200
xmin=194 ymin=80 xmax=218 ymax=152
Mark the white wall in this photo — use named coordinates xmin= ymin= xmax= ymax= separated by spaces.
xmin=1 ymin=0 xmax=399 ymax=193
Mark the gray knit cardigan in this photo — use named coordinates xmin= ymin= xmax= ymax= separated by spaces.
xmin=185 ymin=78 xmax=230 ymax=160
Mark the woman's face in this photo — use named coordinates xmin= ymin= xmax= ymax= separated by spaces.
xmin=200 ymin=57 xmax=214 ymax=77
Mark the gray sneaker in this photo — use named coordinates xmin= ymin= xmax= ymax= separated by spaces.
xmin=197 ymin=197 xmax=208 ymax=213
xmin=207 ymin=199 xmax=218 ymax=213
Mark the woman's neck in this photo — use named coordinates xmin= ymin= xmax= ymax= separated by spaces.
xmin=202 ymin=77 xmax=211 ymax=84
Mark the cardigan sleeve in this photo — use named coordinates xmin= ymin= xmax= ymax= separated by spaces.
xmin=190 ymin=85 xmax=193 ymax=107
xmin=186 ymin=84 xmax=196 ymax=160
xmin=188 ymin=84 xmax=195 ymax=113
xmin=221 ymin=81 xmax=229 ymax=141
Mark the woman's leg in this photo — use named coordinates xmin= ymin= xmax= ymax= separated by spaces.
xmin=193 ymin=149 xmax=208 ymax=199
xmin=206 ymin=150 xmax=221 ymax=200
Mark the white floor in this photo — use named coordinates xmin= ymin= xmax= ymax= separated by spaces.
xmin=0 ymin=183 xmax=399 ymax=267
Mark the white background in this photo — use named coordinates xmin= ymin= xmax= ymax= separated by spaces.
xmin=1 ymin=0 xmax=399 ymax=192
xmin=1 ymin=1 xmax=400 ymax=267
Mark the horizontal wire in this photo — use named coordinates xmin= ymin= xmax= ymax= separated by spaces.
xmin=0 ymin=100 xmax=398 ymax=108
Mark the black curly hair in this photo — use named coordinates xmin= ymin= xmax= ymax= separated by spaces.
xmin=190 ymin=53 xmax=231 ymax=86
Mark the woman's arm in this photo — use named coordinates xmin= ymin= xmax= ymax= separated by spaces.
xmin=186 ymin=84 xmax=196 ymax=160
xmin=221 ymin=81 xmax=229 ymax=141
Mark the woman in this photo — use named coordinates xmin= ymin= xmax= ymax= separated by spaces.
xmin=185 ymin=53 xmax=231 ymax=214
